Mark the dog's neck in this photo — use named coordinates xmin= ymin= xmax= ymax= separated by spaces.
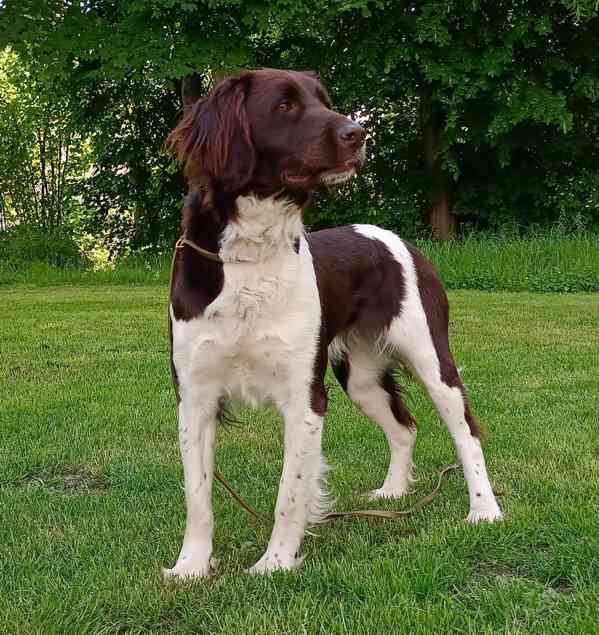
xmin=182 ymin=189 xmax=304 ymax=263
xmin=220 ymin=194 xmax=303 ymax=263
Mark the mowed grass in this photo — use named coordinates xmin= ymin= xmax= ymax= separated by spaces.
xmin=1 ymin=285 xmax=598 ymax=634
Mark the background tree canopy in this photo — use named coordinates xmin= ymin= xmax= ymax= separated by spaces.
xmin=1 ymin=0 xmax=598 ymax=251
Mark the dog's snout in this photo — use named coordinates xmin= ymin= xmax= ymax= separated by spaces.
xmin=337 ymin=120 xmax=366 ymax=149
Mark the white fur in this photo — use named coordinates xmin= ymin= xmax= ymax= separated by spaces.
xmin=352 ymin=224 xmax=502 ymax=521
xmin=165 ymin=195 xmax=328 ymax=579
xmin=344 ymin=344 xmax=417 ymax=499
xmin=330 ymin=334 xmax=417 ymax=499
xmin=320 ymin=168 xmax=356 ymax=185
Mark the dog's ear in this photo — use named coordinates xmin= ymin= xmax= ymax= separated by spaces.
xmin=167 ymin=75 xmax=256 ymax=192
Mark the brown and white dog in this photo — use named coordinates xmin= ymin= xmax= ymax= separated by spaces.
xmin=164 ymin=69 xmax=502 ymax=579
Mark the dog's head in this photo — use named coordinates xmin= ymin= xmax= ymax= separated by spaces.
xmin=167 ymin=69 xmax=366 ymax=196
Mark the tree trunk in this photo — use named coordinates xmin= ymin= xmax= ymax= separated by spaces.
xmin=0 ymin=200 xmax=6 ymax=232
xmin=429 ymin=189 xmax=455 ymax=240
xmin=181 ymin=74 xmax=204 ymax=111
xmin=420 ymin=90 xmax=456 ymax=240
xmin=181 ymin=71 xmax=231 ymax=111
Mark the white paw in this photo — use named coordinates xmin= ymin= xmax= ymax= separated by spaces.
xmin=162 ymin=558 xmax=213 ymax=581
xmin=466 ymin=505 xmax=504 ymax=524
xmin=247 ymin=552 xmax=303 ymax=575
xmin=367 ymin=487 xmax=410 ymax=501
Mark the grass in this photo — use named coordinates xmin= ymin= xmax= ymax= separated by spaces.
xmin=1 ymin=284 xmax=598 ymax=634
xmin=2 ymin=232 xmax=599 ymax=292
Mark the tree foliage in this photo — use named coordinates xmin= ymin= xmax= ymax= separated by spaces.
xmin=0 ymin=47 xmax=87 ymax=230
xmin=1 ymin=0 xmax=598 ymax=246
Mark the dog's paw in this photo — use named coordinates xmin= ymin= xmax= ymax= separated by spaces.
xmin=162 ymin=557 xmax=213 ymax=582
xmin=247 ymin=552 xmax=303 ymax=575
xmin=466 ymin=505 xmax=504 ymax=524
xmin=367 ymin=487 xmax=411 ymax=501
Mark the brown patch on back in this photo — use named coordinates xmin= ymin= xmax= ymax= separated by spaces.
xmin=307 ymin=226 xmax=405 ymax=344
xmin=308 ymin=226 xmax=406 ymax=416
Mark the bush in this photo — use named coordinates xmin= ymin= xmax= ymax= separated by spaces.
xmin=1 ymin=224 xmax=598 ymax=293
xmin=0 ymin=225 xmax=84 ymax=269
xmin=417 ymin=230 xmax=599 ymax=293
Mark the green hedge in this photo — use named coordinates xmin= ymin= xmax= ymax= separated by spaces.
xmin=1 ymin=230 xmax=598 ymax=293
xmin=418 ymin=232 xmax=599 ymax=293
xmin=0 ymin=225 xmax=84 ymax=269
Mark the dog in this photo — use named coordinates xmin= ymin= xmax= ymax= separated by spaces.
xmin=163 ymin=69 xmax=502 ymax=579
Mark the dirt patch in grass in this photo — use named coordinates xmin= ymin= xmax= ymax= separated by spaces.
xmin=3 ymin=466 xmax=109 ymax=493
xmin=470 ymin=561 xmax=575 ymax=596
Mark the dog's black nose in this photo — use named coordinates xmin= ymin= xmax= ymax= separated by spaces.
xmin=337 ymin=120 xmax=366 ymax=148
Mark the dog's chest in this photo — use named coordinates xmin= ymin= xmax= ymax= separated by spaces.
xmin=171 ymin=242 xmax=321 ymax=407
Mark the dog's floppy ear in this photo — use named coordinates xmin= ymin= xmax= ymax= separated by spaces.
xmin=167 ymin=75 xmax=256 ymax=192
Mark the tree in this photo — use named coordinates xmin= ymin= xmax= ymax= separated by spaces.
xmin=307 ymin=1 xmax=599 ymax=237
xmin=1 ymin=0 xmax=598 ymax=244
xmin=0 ymin=47 xmax=86 ymax=230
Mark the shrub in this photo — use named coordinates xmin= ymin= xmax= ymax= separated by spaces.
xmin=0 ymin=225 xmax=84 ymax=269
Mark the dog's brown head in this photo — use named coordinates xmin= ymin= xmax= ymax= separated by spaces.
xmin=167 ymin=69 xmax=366 ymax=196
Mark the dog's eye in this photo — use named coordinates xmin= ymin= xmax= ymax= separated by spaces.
xmin=277 ymin=100 xmax=295 ymax=113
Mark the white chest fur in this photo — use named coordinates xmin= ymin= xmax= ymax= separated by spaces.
xmin=170 ymin=195 xmax=321 ymax=409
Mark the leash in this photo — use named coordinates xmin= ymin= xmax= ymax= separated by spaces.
xmin=321 ymin=463 xmax=459 ymax=521
xmin=169 ymin=238 xmax=460 ymax=526
xmin=213 ymin=468 xmax=267 ymax=521
xmin=214 ymin=463 xmax=460 ymax=525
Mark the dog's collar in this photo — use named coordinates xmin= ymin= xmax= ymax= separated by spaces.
xmin=175 ymin=236 xmax=223 ymax=263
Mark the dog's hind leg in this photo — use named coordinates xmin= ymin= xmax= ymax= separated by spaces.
xmin=331 ymin=344 xmax=416 ymax=499
xmin=395 ymin=340 xmax=502 ymax=522
xmin=383 ymin=249 xmax=503 ymax=522
xmin=347 ymin=225 xmax=502 ymax=522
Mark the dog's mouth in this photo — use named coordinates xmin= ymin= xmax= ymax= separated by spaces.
xmin=282 ymin=163 xmax=356 ymax=187
xmin=282 ymin=151 xmax=365 ymax=188
xmin=318 ymin=163 xmax=357 ymax=185
xmin=282 ymin=162 xmax=357 ymax=188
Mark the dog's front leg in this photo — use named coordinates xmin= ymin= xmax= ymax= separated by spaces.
xmin=163 ymin=389 xmax=218 ymax=580
xmin=249 ymin=403 xmax=326 ymax=574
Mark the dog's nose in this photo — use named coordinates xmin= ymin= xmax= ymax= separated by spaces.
xmin=337 ymin=120 xmax=366 ymax=148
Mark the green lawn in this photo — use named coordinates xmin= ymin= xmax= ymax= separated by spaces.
xmin=1 ymin=285 xmax=598 ymax=634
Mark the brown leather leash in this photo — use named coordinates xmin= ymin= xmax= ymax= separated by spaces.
xmin=321 ymin=463 xmax=460 ymax=522
xmin=169 ymin=238 xmax=461 ymax=525
xmin=214 ymin=463 xmax=460 ymax=525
